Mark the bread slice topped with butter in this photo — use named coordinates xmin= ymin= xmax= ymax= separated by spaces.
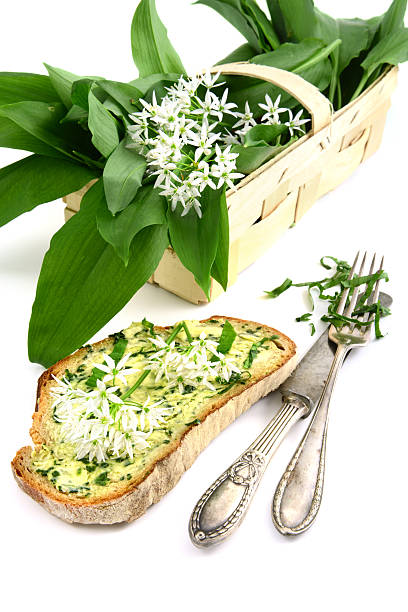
xmin=12 ymin=316 xmax=296 ymax=524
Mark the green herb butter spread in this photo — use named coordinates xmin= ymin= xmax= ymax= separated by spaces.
xmin=31 ymin=319 xmax=280 ymax=499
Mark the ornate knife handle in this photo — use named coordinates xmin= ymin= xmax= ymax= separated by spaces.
xmin=189 ymin=395 xmax=311 ymax=548
xmin=272 ymin=345 xmax=349 ymax=535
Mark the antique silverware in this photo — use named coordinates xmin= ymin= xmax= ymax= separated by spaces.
xmin=188 ymin=322 xmax=342 ymax=548
xmin=272 ymin=252 xmax=387 ymax=535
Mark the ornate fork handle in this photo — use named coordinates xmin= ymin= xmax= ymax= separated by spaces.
xmin=189 ymin=395 xmax=311 ymax=548
xmin=272 ymin=344 xmax=349 ymax=535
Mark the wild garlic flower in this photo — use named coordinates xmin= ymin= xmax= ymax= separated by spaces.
xmin=284 ymin=108 xmax=310 ymax=136
xmin=145 ymin=331 xmax=241 ymax=393
xmin=50 ymin=359 xmax=171 ymax=462
xmin=258 ymin=94 xmax=288 ymax=124
xmin=92 ymin=352 xmax=138 ymax=385
xmin=128 ymin=72 xmax=245 ymax=217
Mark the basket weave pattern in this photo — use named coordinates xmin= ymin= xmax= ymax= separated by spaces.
xmin=63 ymin=63 xmax=398 ymax=304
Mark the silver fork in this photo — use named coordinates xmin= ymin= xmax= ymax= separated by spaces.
xmin=272 ymin=251 xmax=385 ymax=535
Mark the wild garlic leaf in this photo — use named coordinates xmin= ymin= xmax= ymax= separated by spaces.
xmin=88 ymin=90 xmax=119 ymax=158
xmin=28 ymin=180 xmax=169 ymax=367
xmin=380 ymin=0 xmax=407 ymax=40
xmin=211 ymin=188 xmax=229 ymax=291
xmin=97 ymin=184 xmax=167 ymax=265
xmin=266 ymin=0 xmax=288 ymax=42
xmin=71 ymin=78 xmax=95 ymax=110
xmin=361 ymin=28 xmax=408 ymax=76
xmin=216 ymin=320 xmax=237 ymax=356
xmin=244 ymin=122 xmax=288 ymax=147
xmin=195 ymin=0 xmax=262 ymax=53
xmin=44 ymin=63 xmax=81 ymax=109
xmin=0 ymin=101 xmax=85 ymax=160
xmin=217 ymin=43 xmax=258 ymax=65
xmin=102 ymin=139 xmax=146 ymax=215
xmin=265 ymin=278 xmax=293 ymax=298
xmin=131 ymin=0 xmax=185 ymax=78
xmin=241 ymin=0 xmax=280 ymax=50
xmin=167 ymin=187 xmax=222 ymax=299
xmin=233 ymin=138 xmax=296 ymax=174
xmin=128 ymin=73 xmax=180 ymax=96
xmin=0 ymin=72 xmax=58 ymax=106
xmin=0 ymin=155 xmax=99 ymax=228
xmin=0 ymin=115 xmax=67 ymax=158
xmin=97 ymin=80 xmax=143 ymax=114
xmin=277 ymin=0 xmax=317 ymax=42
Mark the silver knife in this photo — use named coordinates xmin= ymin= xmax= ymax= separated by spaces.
xmin=189 ymin=293 xmax=392 ymax=548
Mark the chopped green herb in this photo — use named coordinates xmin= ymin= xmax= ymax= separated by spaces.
xmin=142 ymin=317 xmax=156 ymax=337
xmin=243 ymin=336 xmax=278 ymax=369
xmin=265 ymin=256 xmax=390 ymax=338
xmin=64 ymin=369 xmax=74 ymax=382
xmin=86 ymin=336 xmax=129 ymax=387
xmin=212 ymin=320 xmax=237 ymax=360
xmin=186 ymin=419 xmax=201 ymax=426
xmin=94 ymin=472 xmax=110 ymax=486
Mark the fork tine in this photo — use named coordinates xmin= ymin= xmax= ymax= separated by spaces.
xmin=359 ymin=254 xmax=377 ymax=324
xmin=336 ymin=251 xmax=360 ymax=316
xmin=344 ymin=251 xmax=367 ymax=318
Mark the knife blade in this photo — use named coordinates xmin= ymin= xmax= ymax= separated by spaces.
xmin=189 ymin=292 xmax=392 ymax=548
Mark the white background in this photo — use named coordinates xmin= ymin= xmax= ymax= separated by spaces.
xmin=1 ymin=1 xmax=407 ymax=610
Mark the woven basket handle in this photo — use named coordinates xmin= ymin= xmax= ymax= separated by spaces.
xmin=212 ymin=62 xmax=332 ymax=134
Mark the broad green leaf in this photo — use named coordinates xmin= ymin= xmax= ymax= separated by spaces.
xmin=28 ymin=180 xmax=169 ymax=367
xmin=216 ymin=320 xmax=236 ymax=355
xmin=361 ymin=28 xmax=408 ymax=76
xmin=242 ymin=0 xmax=280 ymax=50
xmin=97 ymin=184 xmax=167 ymax=264
xmin=233 ymin=138 xmax=296 ymax=174
xmin=44 ymin=63 xmax=80 ymax=108
xmin=0 ymin=101 xmax=85 ymax=159
xmin=128 ymin=73 xmax=180 ymax=95
xmin=88 ymin=90 xmax=119 ymax=157
xmin=71 ymin=78 xmax=95 ymax=110
xmin=60 ymin=104 xmax=88 ymax=124
xmin=380 ymin=0 xmax=407 ymax=39
xmin=0 ymin=155 xmax=99 ymax=227
xmin=337 ymin=18 xmax=371 ymax=74
xmin=195 ymin=0 xmax=262 ymax=53
xmin=131 ymin=0 xmax=185 ymax=78
xmin=266 ymin=0 xmax=287 ymax=42
xmin=244 ymin=123 xmax=288 ymax=146
xmin=167 ymin=188 xmax=222 ymax=298
xmin=217 ymin=43 xmax=258 ymax=65
xmin=278 ymin=0 xmax=317 ymax=42
xmin=251 ymin=38 xmax=326 ymax=71
xmin=211 ymin=188 xmax=229 ymax=291
xmin=0 ymin=72 xmax=58 ymax=105
xmin=97 ymin=80 xmax=143 ymax=114
xmin=102 ymin=139 xmax=146 ymax=215
xmin=0 ymin=116 xmax=67 ymax=158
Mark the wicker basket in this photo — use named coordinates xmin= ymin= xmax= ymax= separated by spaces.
xmin=64 ymin=62 xmax=398 ymax=303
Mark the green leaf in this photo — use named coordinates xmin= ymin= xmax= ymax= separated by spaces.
xmin=131 ymin=0 xmax=185 ymax=78
xmin=0 ymin=116 xmax=67 ymax=158
xmin=266 ymin=1 xmax=287 ymax=42
xmin=216 ymin=320 xmax=237 ymax=355
xmin=265 ymin=277 xmax=293 ymax=297
xmin=195 ymin=0 xmax=262 ymax=53
xmin=28 ymin=180 xmax=169 ymax=367
xmin=337 ymin=18 xmax=371 ymax=74
xmin=97 ymin=80 xmax=143 ymax=114
xmin=361 ymin=28 xmax=408 ymax=76
xmin=102 ymin=140 xmax=146 ymax=215
xmin=0 ymin=72 xmax=58 ymax=106
xmin=278 ymin=0 xmax=317 ymax=42
xmin=0 ymin=155 xmax=99 ymax=227
xmin=88 ymin=90 xmax=119 ymax=158
xmin=244 ymin=123 xmax=288 ymax=146
xmin=211 ymin=188 xmax=229 ymax=291
xmin=251 ymin=38 xmax=326 ymax=71
xmin=167 ymin=188 xmax=222 ymax=298
xmin=233 ymin=138 xmax=296 ymax=174
xmin=0 ymin=101 xmax=85 ymax=160
xmin=128 ymin=73 xmax=180 ymax=95
xmin=380 ymin=0 xmax=407 ymax=39
xmin=71 ymin=78 xmax=95 ymax=110
xmin=217 ymin=43 xmax=258 ymax=65
xmin=97 ymin=184 xmax=167 ymax=264
xmin=44 ymin=63 xmax=80 ymax=108
xmin=242 ymin=0 xmax=280 ymax=50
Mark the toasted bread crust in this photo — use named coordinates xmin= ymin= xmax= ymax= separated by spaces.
xmin=12 ymin=316 xmax=296 ymax=524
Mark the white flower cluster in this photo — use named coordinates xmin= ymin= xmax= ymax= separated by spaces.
xmin=128 ymin=78 xmax=310 ymax=217
xmin=50 ymin=333 xmax=241 ymax=463
xmin=146 ymin=331 xmax=241 ymax=393
xmin=128 ymin=72 xmax=245 ymax=217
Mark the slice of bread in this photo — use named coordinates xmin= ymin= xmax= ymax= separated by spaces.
xmin=12 ymin=316 xmax=296 ymax=524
